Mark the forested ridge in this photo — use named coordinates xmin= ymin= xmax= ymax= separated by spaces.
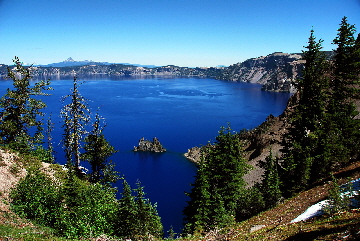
xmin=0 ymin=17 xmax=360 ymax=240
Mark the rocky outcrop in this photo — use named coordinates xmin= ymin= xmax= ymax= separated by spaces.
xmin=217 ymin=52 xmax=305 ymax=92
xmin=184 ymin=146 xmax=202 ymax=163
xmin=218 ymin=51 xmax=335 ymax=92
xmin=184 ymin=92 xmax=299 ymax=186
xmin=184 ymin=111 xmax=290 ymax=164
xmin=133 ymin=137 xmax=166 ymax=152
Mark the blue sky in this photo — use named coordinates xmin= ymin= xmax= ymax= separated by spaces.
xmin=1 ymin=0 xmax=360 ymax=67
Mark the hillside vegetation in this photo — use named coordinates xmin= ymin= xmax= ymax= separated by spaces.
xmin=1 ymin=152 xmax=359 ymax=240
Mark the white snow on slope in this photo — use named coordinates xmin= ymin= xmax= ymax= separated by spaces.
xmin=291 ymin=178 xmax=360 ymax=223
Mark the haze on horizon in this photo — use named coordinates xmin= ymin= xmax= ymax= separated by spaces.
xmin=1 ymin=0 xmax=360 ymax=67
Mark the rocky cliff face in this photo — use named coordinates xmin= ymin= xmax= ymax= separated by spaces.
xmin=0 ymin=53 xmax=304 ymax=93
xmin=3 ymin=52 xmax=337 ymax=93
xmin=0 ymin=64 xmax=224 ymax=79
xmin=184 ymin=92 xmax=299 ymax=186
xmin=217 ymin=52 xmax=305 ymax=92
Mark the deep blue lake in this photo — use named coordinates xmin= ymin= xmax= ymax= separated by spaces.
xmin=0 ymin=75 xmax=291 ymax=234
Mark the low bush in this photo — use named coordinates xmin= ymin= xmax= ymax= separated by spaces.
xmin=55 ymin=174 xmax=118 ymax=238
xmin=10 ymin=167 xmax=119 ymax=238
xmin=10 ymin=166 xmax=62 ymax=227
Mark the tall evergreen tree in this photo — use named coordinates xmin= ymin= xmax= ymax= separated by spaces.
xmin=116 ymin=179 xmax=137 ymax=238
xmin=81 ymin=111 xmax=118 ymax=184
xmin=116 ymin=179 xmax=163 ymax=240
xmin=32 ymin=115 xmax=56 ymax=163
xmin=300 ymin=30 xmax=332 ymax=183
xmin=332 ymin=16 xmax=358 ymax=101
xmin=207 ymin=125 xmax=251 ymax=214
xmin=0 ymin=57 xmax=52 ymax=151
xmin=258 ymin=150 xmax=282 ymax=209
xmin=281 ymin=19 xmax=360 ymax=195
xmin=44 ymin=115 xmax=55 ymax=163
xmin=183 ymin=158 xmax=212 ymax=233
xmin=355 ymin=33 xmax=360 ymax=64
xmin=281 ymin=29 xmax=329 ymax=194
xmin=61 ymin=77 xmax=90 ymax=173
xmin=327 ymin=16 xmax=360 ymax=167
xmin=183 ymin=124 xmax=251 ymax=234
xmin=133 ymin=181 xmax=163 ymax=239
xmin=353 ymin=33 xmax=360 ymax=74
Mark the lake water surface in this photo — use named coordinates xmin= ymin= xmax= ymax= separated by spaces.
xmin=0 ymin=75 xmax=291 ymax=234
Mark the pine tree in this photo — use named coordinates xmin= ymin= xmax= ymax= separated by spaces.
xmin=332 ymin=17 xmax=358 ymax=100
xmin=183 ymin=124 xmax=251 ymax=234
xmin=116 ymin=179 xmax=163 ymax=240
xmin=208 ymin=125 xmax=251 ymax=215
xmin=183 ymin=158 xmax=212 ymax=233
xmin=116 ymin=179 xmax=137 ymax=238
xmin=166 ymin=226 xmax=176 ymax=240
xmin=133 ymin=181 xmax=163 ymax=239
xmin=29 ymin=115 xmax=56 ymax=163
xmin=0 ymin=57 xmax=52 ymax=152
xmin=323 ymin=176 xmax=353 ymax=216
xmin=61 ymin=77 xmax=90 ymax=173
xmin=354 ymin=33 xmax=360 ymax=64
xmin=327 ymin=16 xmax=360 ymax=168
xmin=258 ymin=150 xmax=282 ymax=209
xmin=281 ymin=29 xmax=329 ymax=194
xmin=81 ymin=111 xmax=118 ymax=184
xmin=300 ymin=29 xmax=331 ymax=183
xmin=44 ymin=116 xmax=55 ymax=163
xmin=281 ymin=19 xmax=360 ymax=195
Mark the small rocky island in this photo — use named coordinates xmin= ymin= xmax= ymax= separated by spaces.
xmin=133 ymin=137 xmax=166 ymax=152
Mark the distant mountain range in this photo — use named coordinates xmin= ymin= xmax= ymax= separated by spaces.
xmin=38 ymin=57 xmax=160 ymax=68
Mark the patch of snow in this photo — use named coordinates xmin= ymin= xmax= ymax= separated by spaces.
xmin=291 ymin=178 xmax=360 ymax=223
xmin=291 ymin=200 xmax=329 ymax=223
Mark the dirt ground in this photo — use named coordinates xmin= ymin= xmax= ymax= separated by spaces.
xmin=0 ymin=150 xmax=27 ymax=213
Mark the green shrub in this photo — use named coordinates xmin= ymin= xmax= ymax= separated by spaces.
xmin=30 ymin=145 xmax=55 ymax=164
xmin=10 ymin=166 xmax=119 ymax=239
xmin=10 ymin=166 xmax=62 ymax=226
xmin=236 ymin=186 xmax=265 ymax=221
xmin=54 ymin=174 xmax=118 ymax=238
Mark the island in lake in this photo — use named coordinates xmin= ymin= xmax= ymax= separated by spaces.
xmin=133 ymin=137 xmax=166 ymax=153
